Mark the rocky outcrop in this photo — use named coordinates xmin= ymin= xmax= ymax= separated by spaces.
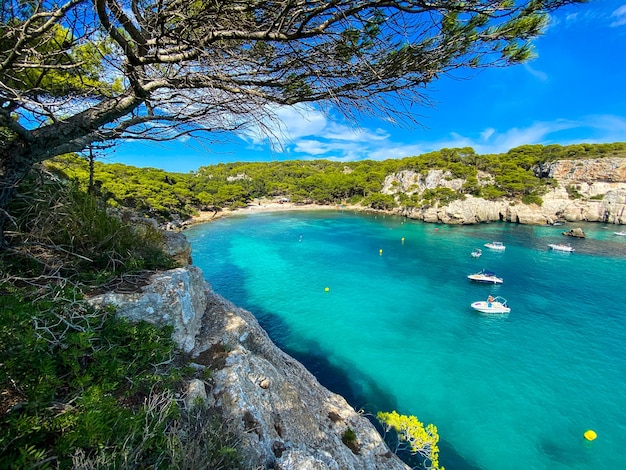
xmin=384 ymin=158 xmax=626 ymax=225
xmin=162 ymin=230 xmax=193 ymax=265
xmin=536 ymin=158 xmax=626 ymax=183
xmin=382 ymin=169 xmax=466 ymax=195
xmin=562 ymin=228 xmax=586 ymax=238
xmin=87 ymin=266 xmax=207 ymax=353
xmin=193 ymin=289 xmax=408 ymax=470
xmin=87 ymin=255 xmax=407 ymax=469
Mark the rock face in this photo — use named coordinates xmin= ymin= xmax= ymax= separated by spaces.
xmin=87 ymin=259 xmax=408 ymax=469
xmin=87 ymin=266 xmax=207 ymax=353
xmin=162 ymin=230 xmax=193 ymax=265
xmin=383 ymin=158 xmax=626 ymax=225
xmin=193 ymin=290 xmax=408 ymax=470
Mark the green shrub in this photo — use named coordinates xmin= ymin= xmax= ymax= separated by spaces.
xmin=362 ymin=193 xmax=397 ymax=210
xmin=420 ymin=187 xmax=464 ymax=206
xmin=0 ymin=291 xmax=179 ymax=468
xmin=521 ymin=193 xmax=543 ymax=205
xmin=565 ymin=184 xmax=583 ymax=199
xmin=4 ymin=171 xmax=174 ymax=285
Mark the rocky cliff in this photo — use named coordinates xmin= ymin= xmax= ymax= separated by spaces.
xmin=381 ymin=158 xmax=626 ymax=225
xmin=87 ymin=233 xmax=408 ymax=470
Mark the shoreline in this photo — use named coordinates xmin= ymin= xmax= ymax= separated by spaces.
xmin=187 ymin=199 xmax=375 ymax=226
xmin=184 ymin=197 xmax=625 ymax=229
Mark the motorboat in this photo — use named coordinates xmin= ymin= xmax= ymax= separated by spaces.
xmin=614 ymin=231 xmax=626 ymax=236
xmin=471 ymin=296 xmax=511 ymax=314
xmin=467 ymin=269 xmax=503 ymax=284
xmin=470 ymin=248 xmax=482 ymax=258
xmin=548 ymin=243 xmax=574 ymax=252
xmin=484 ymin=241 xmax=506 ymax=251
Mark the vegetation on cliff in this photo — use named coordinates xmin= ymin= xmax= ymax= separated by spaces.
xmin=0 ymin=173 xmax=243 ymax=469
xmin=48 ymin=142 xmax=626 ymax=222
xmin=378 ymin=411 xmax=443 ymax=470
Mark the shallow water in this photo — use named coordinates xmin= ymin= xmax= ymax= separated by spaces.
xmin=185 ymin=211 xmax=626 ymax=470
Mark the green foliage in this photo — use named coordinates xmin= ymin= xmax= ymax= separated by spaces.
xmin=4 ymin=171 xmax=174 ymax=284
xmin=0 ymin=169 xmax=244 ymax=469
xmin=480 ymin=184 xmax=507 ymax=200
xmin=341 ymin=427 xmax=360 ymax=454
xmin=420 ymin=188 xmax=465 ymax=207
xmin=566 ymin=184 xmax=583 ymax=199
xmin=521 ymin=193 xmax=543 ymax=205
xmin=47 ymin=142 xmax=626 ymax=220
xmin=362 ymin=193 xmax=397 ymax=210
xmin=0 ymin=292 xmax=180 ymax=468
xmin=0 ymin=18 xmax=120 ymax=98
xmin=342 ymin=427 xmax=357 ymax=444
xmin=377 ymin=410 xmax=443 ymax=470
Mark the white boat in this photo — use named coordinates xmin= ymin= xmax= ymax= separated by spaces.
xmin=484 ymin=241 xmax=506 ymax=251
xmin=467 ymin=269 xmax=503 ymax=284
xmin=614 ymin=231 xmax=626 ymax=236
xmin=548 ymin=243 xmax=574 ymax=252
xmin=471 ymin=296 xmax=511 ymax=314
xmin=470 ymin=248 xmax=482 ymax=258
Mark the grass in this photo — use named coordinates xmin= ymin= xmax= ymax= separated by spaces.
xmin=0 ymin=169 xmax=244 ymax=469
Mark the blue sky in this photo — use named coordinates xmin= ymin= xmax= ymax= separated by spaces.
xmin=107 ymin=1 xmax=626 ymax=173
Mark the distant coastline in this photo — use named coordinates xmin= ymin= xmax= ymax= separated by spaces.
xmin=187 ymin=199 xmax=374 ymax=226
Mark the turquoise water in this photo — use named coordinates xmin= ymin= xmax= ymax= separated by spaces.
xmin=185 ymin=211 xmax=626 ymax=470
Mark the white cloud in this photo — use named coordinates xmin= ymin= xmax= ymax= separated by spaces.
xmin=440 ymin=115 xmax=626 ymax=155
xmin=610 ymin=5 xmax=626 ymax=27
xmin=480 ymin=128 xmax=496 ymax=141
xmin=321 ymin=123 xmax=390 ymax=142
xmin=240 ymin=104 xmax=328 ymax=147
xmin=238 ymin=96 xmax=626 ymax=163
xmin=524 ymin=64 xmax=548 ymax=81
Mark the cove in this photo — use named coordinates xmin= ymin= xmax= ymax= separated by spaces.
xmin=185 ymin=210 xmax=626 ymax=470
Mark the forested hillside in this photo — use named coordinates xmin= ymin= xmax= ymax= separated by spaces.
xmin=49 ymin=142 xmax=626 ymax=222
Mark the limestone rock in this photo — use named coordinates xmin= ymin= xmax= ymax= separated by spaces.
xmin=385 ymin=159 xmax=626 ymax=226
xmin=537 ymin=158 xmax=626 ymax=183
xmin=382 ymin=169 xmax=464 ymax=195
xmin=87 ymin=267 xmax=207 ymax=353
xmin=162 ymin=230 xmax=192 ymax=266
xmin=562 ymin=228 xmax=586 ymax=238
xmin=192 ymin=289 xmax=408 ymax=470
xmin=185 ymin=378 xmax=208 ymax=409
xmin=88 ymin=261 xmax=407 ymax=469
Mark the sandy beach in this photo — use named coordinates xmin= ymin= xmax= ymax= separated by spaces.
xmin=188 ymin=199 xmax=365 ymax=226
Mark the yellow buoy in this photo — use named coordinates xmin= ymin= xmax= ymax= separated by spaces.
xmin=379 ymin=249 xmax=383 ymax=255
xmin=324 ymin=287 xmax=330 ymax=292
xmin=583 ymin=430 xmax=597 ymax=441
xmin=401 ymin=237 xmax=405 ymax=242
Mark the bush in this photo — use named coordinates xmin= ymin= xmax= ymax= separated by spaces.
xmin=565 ymin=184 xmax=583 ymax=199
xmin=521 ymin=193 xmax=543 ymax=205
xmin=3 ymin=170 xmax=174 ymax=286
xmin=362 ymin=193 xmax=397 ymax=210
xmin=0 ymin=169 xmax=244 ymax=469
xmin=0 ymin=291 xmax=177 ymax=468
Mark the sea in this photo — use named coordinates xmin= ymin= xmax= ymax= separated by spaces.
xmin=184 ymin=210 xmax=626 ymax=470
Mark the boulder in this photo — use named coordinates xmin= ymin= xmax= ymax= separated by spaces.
xmin=87 ymin=267 xmax=208 ymax=353
xmin=162 ymin=230 xmax=192 ymax=266
xmin=562 ymin=228 xmax=586 ymax=238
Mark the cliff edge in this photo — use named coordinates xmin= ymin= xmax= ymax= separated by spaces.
xmin=381 ymin=158 xmax=626 ymax=225
xmin=87 ymin=232 xmax=408 ymax=470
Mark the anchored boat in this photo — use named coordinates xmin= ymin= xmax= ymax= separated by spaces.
xmin=467 ymin=269 xmax=503 ymax=284
xmin=471 ymin=296 xmax=511 ymax=314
